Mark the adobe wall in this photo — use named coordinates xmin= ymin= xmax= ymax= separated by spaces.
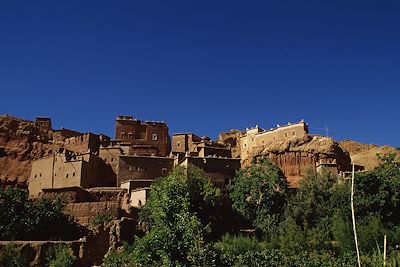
xmin=66 ymin=201 xmax=121 ymax=225
xmin=117 ymin=156 xmax=174 ymax=186
xmin=88 ymin=187 xmax=126 ymax=202
xmin=63 ymin=133 xmax=101 ymax=154
xmin=198 ymin=145 xmax=232 ymax=158
xmin=29 ymin=152 xmax=116 ymax=196
xmin=52 ymin=128 xmax=82 ymax=142
xmin=34 ymin=117 xmax=52 ymax=131
xmin=115 ymin=116 xmax=170 ymax=157
xmin=171 ymin=134 xmax=188 ymax=153
xmin=99 ymin=146 xmax=121 ymax=184
xmin=181 ymin=157 xmax=241 ymax=188
xmin=130 ymin=189 xmax=149 ymax=207
xmin=41 ymin=187 xmax=91 ymax=203
xmin=218 ymin=130 xmax=243 ymax=158
xmin=240 ymin=122 xmax=308 ymax=160
xmin=53 ymin=154 xmax=83 ymax=188
xmin=28 ymin=156 xmax=54 ymax=197
xmin=171 ymin=133 xmax=202 ymax=154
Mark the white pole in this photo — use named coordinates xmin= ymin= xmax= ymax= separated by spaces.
xmin=383 ymin=235 xmax=387 ymax=267
xmin=351 ymin=163 xmax=362 ymax=267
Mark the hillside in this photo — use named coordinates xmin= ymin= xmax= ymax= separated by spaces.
xmin=243 ymin=135 xmax=352 ymax=187
xmin=339 ymin=140 xmax=400 ymax=170
xmin=0 ymin=115 xmax=57 ymax=187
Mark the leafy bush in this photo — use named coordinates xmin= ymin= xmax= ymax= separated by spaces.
xmin=103 ymin=243 xmax=135 ymax=267
xmin=0 ymin=243 xmax=28 ymax=267
xmin=45 ymin=244 xmax=76 ymax=267
xmin=0 ymin=188 xmax=84 ymax=240
xmin=215 ymin=233 xmax=264 ymax=266
xmin=90 ymin=213 xmax=113 ymax=227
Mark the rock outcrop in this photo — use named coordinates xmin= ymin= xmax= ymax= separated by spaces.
xmin=339 ymin=140 xmax=400 ymax=170
xmin=0 ymin=115 xmax=56 ymax=188
xmin=244 ymin=135 xmax=352 ymax=187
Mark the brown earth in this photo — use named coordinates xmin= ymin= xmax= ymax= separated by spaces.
xmin=0 ymin=115 xmax=63 ymax=188
xmin=339 ymin=140 xmax=400 ymax=170
xmin=244 ymin=135 xmax=352 ymax=187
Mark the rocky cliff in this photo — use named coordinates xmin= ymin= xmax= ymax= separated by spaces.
xmin=339 ymin=140 xmax=400 ymax=170
xmin=0 ymin=115 xmax=57 ymax=188
xmin=244 ymin=135 xmax=352 ymax=187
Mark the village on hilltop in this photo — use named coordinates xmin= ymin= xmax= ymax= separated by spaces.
xmin=28 ymin=115 xmax=355 ymax=212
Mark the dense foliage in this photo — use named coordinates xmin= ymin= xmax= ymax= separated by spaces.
xmin=105 ymin=166 xmax=220 ymax=267
xmin=228 ymin=158 xmax=288 ymax=237
xmin=105 ymin=154 xmax=400 ymax=266
xmin=0 ymin=188 xmax=84 ymax=240
xmin=45 ymin=244 xmax=76 ymax=267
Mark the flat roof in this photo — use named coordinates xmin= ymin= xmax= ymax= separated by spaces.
xmin=119 ymin=155 xmax=174 ymax=159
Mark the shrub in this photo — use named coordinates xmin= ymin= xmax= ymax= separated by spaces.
xmin=90 ymin=213 xmax=113 ymax=227
xmin=0 ymin=188 xmax=84 ymax=240
xmin=45 ymin=244 xmax=76 ymax=267
xmin=215 ymin=233 xmax=264 ymax=266
xmin=0 ymin=242 xmax=28 ymax=267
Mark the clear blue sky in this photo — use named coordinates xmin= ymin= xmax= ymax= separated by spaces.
xmin=0 ymin=1 xmax=399 ymax=147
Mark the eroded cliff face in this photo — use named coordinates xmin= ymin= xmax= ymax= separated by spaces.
xmin=0 ymin=115 xmax=57 ymax=187
xmin=244 ymin=135 xmax=352 ymax=187
xmin=339 ymin=140 xmax=400 ymax=171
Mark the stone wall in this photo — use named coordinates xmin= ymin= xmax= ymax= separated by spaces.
xmin=66 ymin=202 xmax=121 ymax=225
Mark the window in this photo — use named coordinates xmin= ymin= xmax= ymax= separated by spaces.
xmin=127 ymin=166 xmax=131 ymax=171
xmin=292 ymin=130 xmax=296 ymax=136
xmin=111 ymin=158 xmax=114 ymax=162
xmin=34 ymin=174 xmax=37 ymax=178
xmin=121 ymin=132 xmax=125 ymax=138
xmin=243 ymin=143 xmax=247 ymax=148
xmin=39 ymin=173 xmax=42 ymax=177
xmin=285 ymin=132 xmax=288 ymax=137
xmin=72 ymin=172 xmax=75 ymax=177
xmin=40 ymin=121 xmax=44 ymax=126
xmin=177 ymin=142 xmax=181 ymax=147
xmin=162 ymin=168 xmax=168 ymax=175
xmin=66 ymin=173 xmax=69 ymax=178
xmin=136 ymin=167 xmax=140 ymax=171
xmin=152 ymin=134 xmax=158 ymax=141
xmin=128 ymin=133 xmax=133 ymax=139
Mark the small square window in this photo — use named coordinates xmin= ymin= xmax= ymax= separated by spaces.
xmin=177 ymin=142 xmax=181 ymax=147
xmin=121 ymin=132 xmax=125 ymax=138
xmin=152 ymin=134 xmax=158 ymax=141
xmin=162 ymin=168 xmax=168 ymax=175
xmin=128 ymin=133 xmax=133 ymax=138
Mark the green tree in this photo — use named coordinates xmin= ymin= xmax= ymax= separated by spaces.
xmin=126 ymin=166 xmax=219 ymax=266
xmin=0 ymin=188 xmax=83 ymax=240
xmin=355 ymin=153 xmax=400 ymax=227
xmin=228 ymin=158 xmax=288 ymax=236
